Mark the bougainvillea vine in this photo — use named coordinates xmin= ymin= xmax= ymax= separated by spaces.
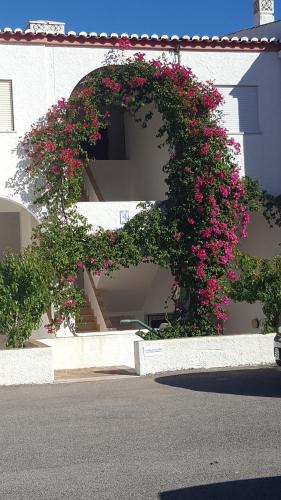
xmin=21 ymin=39 xmax=258 ymax=336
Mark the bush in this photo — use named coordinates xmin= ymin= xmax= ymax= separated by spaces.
xmin=0 ymin=247 xmax=54 ymax=348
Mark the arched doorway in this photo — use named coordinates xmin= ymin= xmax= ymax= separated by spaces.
xmin=0 ymin=197 xmax=37 ymax=258
xmin=70 ymin=69 xmax=174 ymax=331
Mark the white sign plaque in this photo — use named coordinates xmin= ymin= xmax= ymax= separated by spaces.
xmin=143 ymin=346 xmax=163 ymax=357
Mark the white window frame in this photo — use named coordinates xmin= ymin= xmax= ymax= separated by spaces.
xmin=0 ymin=80 xmax=15 ymax=133
xmin=217 ymin=85 xmax=260 ymax=135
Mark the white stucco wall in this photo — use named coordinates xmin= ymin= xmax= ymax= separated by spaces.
xmin=1 ymin=43 xmax=280 ymax=202
xmin=0 ymin=41 xmax=281 ymax=336
xmin=0 ymin=342 xmax=54 ymax=385
xmin=77 ymin=201 xmax=144 ymax=230
xmin=134 ymin=334 xmax=275 ymax=375
xmin=180 ymin=50 xmax=281 ymax=194
xmin=41 ymin=330 xmax=142 ymax=369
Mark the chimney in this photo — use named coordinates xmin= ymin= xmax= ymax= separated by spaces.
xmin=26 ymin=20 xmax=65 ymax=35
xmin=253 ymin=0 xmax=275 ymax=26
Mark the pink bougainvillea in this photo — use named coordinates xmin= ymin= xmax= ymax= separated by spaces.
xmin=22 ymin=50 xmax=254 ymax=337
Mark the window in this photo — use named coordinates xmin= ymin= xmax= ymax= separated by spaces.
xmin=218 ymin=85 xmax=259 ymax=134
xmin=0 ymin=80 xmax=14 ymax=132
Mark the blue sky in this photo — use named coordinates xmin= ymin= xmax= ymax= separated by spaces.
xmin=2 ymin=0 xmax=281 ymax=36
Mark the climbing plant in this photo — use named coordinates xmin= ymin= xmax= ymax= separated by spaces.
xmin=20 ymin=39 xmax=260 ymax=337
xmin=227 ymin=251 xmax=281 ymax=333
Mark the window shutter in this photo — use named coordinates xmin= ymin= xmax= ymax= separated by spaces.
xmin=0 ymin=81 xmax=14 ymax=132
xmin=218 ymin=85 xmax=259 ymax=134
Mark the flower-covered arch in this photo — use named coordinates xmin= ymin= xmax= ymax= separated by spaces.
xmin=22 ymin=41 xmax=253 ymax=336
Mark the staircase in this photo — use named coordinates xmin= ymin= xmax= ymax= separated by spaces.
xmin=76 ymin=293 xmax=100 ymax=333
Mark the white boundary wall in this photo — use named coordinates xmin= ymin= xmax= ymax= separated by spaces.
xmin=134 ymin=334 xmax=276 ymax=375
xmin=41 ymin=330 xmax=142 ymax=370
xmin=0 ymin=341 xmax=54 ymax=385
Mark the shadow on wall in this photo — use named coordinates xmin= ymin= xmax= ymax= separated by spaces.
xmin=155 ymin=367 xmax=281 ymax=398
xmin=227 ymin=51 xmax=281 ymax=195
xmin=159 ymin=476 xmax=281 ymax=500
xmin=7 ymin=138 xmax=46 ymax=217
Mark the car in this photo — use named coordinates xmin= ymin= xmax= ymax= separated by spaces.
xmin=274 ymin=333 xmax=281 ymax=366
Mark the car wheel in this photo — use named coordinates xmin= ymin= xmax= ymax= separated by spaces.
xmin=276 ymin=360 xmax=281 ymax=367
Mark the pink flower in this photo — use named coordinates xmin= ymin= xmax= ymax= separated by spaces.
xmin=203 ymin=127 xmax=214 ymax=138
xmin=207 ymin=277 xmax=219 ymax=293
xmin=66 ymin=275 xmax=77 ymax=283
xmin=76 ymin=260 xmax=83 ymax=269
xmin=221 ymin=296 xmax=230 ymax=305
xmin=103 ymin=260 xmax=111 ymax=268
xmin=95 ymin=270 xmax=103 ymax=277
xmin=44 ymin=140 xmax=56 ymax=152
xmin=108 ymin=232 xmax=118 ymax=244
xmin=195 ymin=192 xmax=203 ymax=202
xmin=57 ymin=98 xmax=68 ymax=109
xmin=60 ymin=148 xmax=74 ymax=164
xmin=63 ymin=299 xmax=76 ymax=308
xmin=197 ymin=249 xmax=207 ymax=261
xmin=201 ymin=228 xmax=212 ymax=238
xmin=91 ymin=117 xmax=100 ymax=128
xmin=50 ymin=165 xmax=60 ymax=175
xmin=55 ymin=316 xmax=64 ymax=325
xmin=200 ymin=143 xmax=209 ymax=156
xmin=64 ymin=123 xmax=76 ymax=133
xmin=187 ymin=217 xmax=195 ymax=225
xmin=44 ymin=324 xmax=55 ymax=334
xmin=134 ymin=52 xmax=146 ymax=62
xmin=196 ymin=266 xmax=206 ymax=280
xmin=214 ymin=151 xmax=222 ymax=161
xmin=115 ymin=37 xmax=132 ymax=50
xmin=90 ymin=131 xmax=102 ymax=143
xmin=227 ymin=270 xmax=237 ymax=281
xmin=198 ymin=288 xmax=212 ymax=305
xmin=128 ymin=76 xmax=147 ymax=88
xmin=220 ymin=185 xmax=231 ymax=198
xmin=102 ymin=77 xmax=122 ymax=93
xmin=190 ymin=118 xmax=198 ymax=128
xmin=184 ymin=167 xmax=192 ymax=174
xmin=89 ymin=257 xmax=96 ymax=265
xmin=216 ymin=310 xmax=228 ymax=321
xmin=151 ymin=59 xmax=162 ymax=68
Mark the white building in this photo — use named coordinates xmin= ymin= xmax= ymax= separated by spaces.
xmin=1 ymin=0 xmax=281 ymax=337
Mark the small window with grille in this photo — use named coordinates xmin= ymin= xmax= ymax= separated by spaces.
xmin=0 ymin=80 xmax=14 ymax=132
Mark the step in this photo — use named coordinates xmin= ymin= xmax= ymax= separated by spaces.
xmin=76 ymin=325 xmax=100 ymax=332
xmin=54 ymin=366 xmax=137 ymax=383
xmin=79 ymin=310 xmax=95 ymax=316
xmin=78 ymin=314 xmax=97 ymax=321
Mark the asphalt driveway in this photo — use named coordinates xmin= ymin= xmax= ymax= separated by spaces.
xmin=0 ymin=366 xmax=281 ymax=499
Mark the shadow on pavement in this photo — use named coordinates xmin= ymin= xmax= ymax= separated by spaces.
xmin=155 ymin=367 xmax=281 ymax=398
xmin=159 ymin=476 xmax=281 ymax=499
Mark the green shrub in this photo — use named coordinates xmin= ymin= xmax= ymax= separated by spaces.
xmin=0 ymin=246 xmax=54 ymax=348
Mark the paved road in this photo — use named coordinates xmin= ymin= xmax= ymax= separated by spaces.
xmin=1 ymin=366 xmax=281 ymax=499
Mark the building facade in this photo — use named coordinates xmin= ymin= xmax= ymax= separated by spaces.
xmin=1 ymin=0 xmax=281 ymax=336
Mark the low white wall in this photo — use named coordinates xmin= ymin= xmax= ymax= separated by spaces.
xmin=0 ymin=341 xmax=54 ymax=385
xmin=41 ymin=330 xmax=142 ymax=370
xmin=134 ymin=334 xmax=276 ymax=375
